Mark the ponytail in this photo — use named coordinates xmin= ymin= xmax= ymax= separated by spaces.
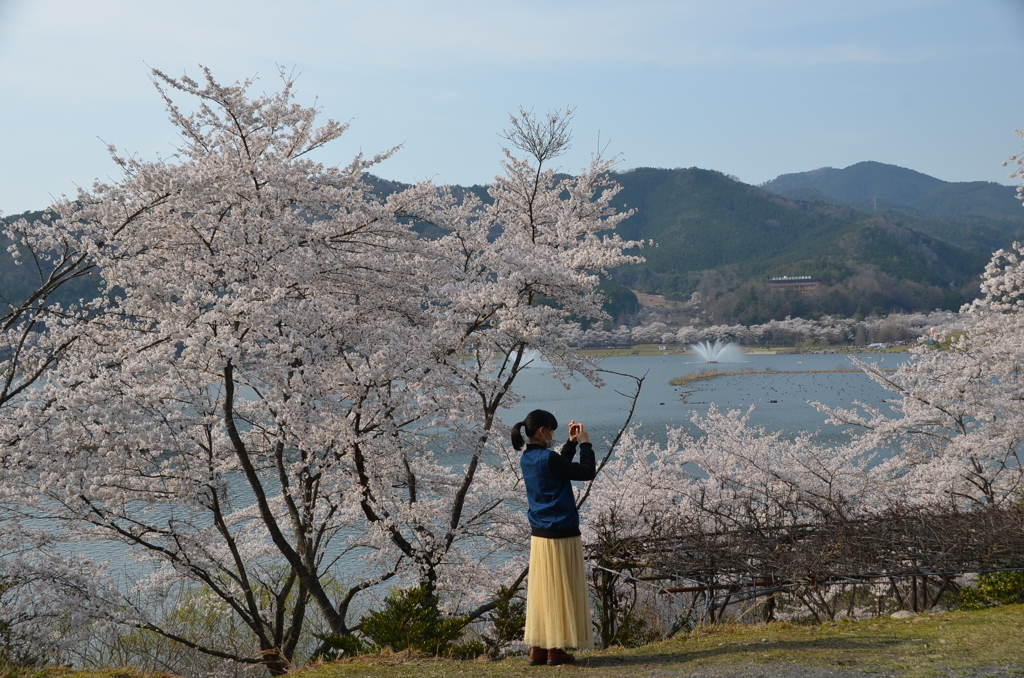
xmin=511 ymin=422 xmax=527 ymax=451
xmin=510 ymin=409 xmax=558 ymax=451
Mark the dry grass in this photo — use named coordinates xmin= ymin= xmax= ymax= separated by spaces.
xmin=15 ymin=606 xmax=1021 ymax=678
xmin=5 ymin=668 xmax=179 ymax=678
xmin=292 ymin=605 xmax=1024 ymax=678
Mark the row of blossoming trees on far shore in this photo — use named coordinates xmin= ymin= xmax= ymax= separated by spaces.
xmin=577 ymin=310 xmax=964 ymax=349
xmin=0 ymin=68 xmax=1020 ymax=675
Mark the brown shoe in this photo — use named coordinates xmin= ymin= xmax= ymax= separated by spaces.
xmin=547 ymin=648 xmax=576 ymax=666
xmin=528 ymin=646 xmax=547 ymax=666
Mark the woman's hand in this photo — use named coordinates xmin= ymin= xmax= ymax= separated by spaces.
xmin=569 ymin=420 xmax=589 ymax=444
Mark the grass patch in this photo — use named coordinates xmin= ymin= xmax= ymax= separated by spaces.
xmin=669 ymin=366 xmax=899 ymax=386
xmin=579 ymin=344 xmax=682 ymax=357
xmin=291 ymin=605 xmax=1023 ymax=678
xmin=20 ymin=606 xmax=1022 ymax=678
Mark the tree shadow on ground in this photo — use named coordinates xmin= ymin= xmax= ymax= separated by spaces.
xmin=579 ymin=636 xmax=904 ymax=670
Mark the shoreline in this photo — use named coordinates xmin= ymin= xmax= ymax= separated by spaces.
xmin=668 ymin=366 xmax=896 ymax=386
xmin=578 ymin=344 xmax=912 ymax=358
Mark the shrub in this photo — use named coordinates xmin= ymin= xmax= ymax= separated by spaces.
xmin=482 ymin=585 xmax=526 ymax=657
xmin=956 ymin=571 xmax=1024 ymax=609
xmin=359 ymin=586 xmax=467 ymax=656
xmin=610 ymin=604 xmax=662 ymax=648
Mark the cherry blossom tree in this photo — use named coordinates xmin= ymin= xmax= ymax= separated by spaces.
xmin=584 ymin=405 xmax=877 ymax=553
xmin=584 ymin=243 xmax=1024 ymax=629
xmin=0 ymin=68 xmax=641 ymax=671
xmin=0 ymin=195 xmax=112 ymax=663
xmin=817 ymin=242 xmax=1024 ymax=508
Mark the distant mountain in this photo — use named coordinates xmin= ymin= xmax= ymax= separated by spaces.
xmin=761 ymin=161 xmax=1024 ymax=221
xmin=7 ymin=163 xmax=1024 ymax=326
xmin=606 ymin=167 xmax=1024 ymax=323
xmin=0 ymin=210 xmax=103 ymax=311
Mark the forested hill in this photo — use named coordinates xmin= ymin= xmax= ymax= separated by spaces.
xmin=760 ymin=161 xmax=1024 ymax=221
xmin=602 ymin=166 xmax=1024 ymax=323
xmin=5 ymin=163 xmax=1024 ymax=325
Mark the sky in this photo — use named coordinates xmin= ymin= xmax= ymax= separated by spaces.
xmin=2 ymin=0 xmax=1024 ymax=215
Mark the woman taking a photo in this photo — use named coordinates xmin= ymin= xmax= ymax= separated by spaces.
xmin=512 ymin=409 xmax=596 ymax=666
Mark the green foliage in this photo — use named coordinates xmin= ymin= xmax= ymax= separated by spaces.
xmin=359 ymin=586 xmax=467 ymax=657
xmin=955 ymin=571 xmax=1024 ymax=609
xmin=596 ymin=279 xmax=639 ymax=326
xmin=763 ymin=161 xmax=1024 ymax=221
xmin=77 ymin=586 xmax=260 ymax=675
xmin=604 ymin=167 xmax=1015 ymax=322
xmin=481 ymin=585 xmax=525 ymax=657
xmin=607 ymin=604 xmax=662 ymax=648
xmin=764 ymin=161 xmax=946 ymax=208
xmin=447 ymin=639 xmax=488 ymax=660
xmin=0 ymin=622 xmax=41 ymax=671
xmin=0 ymin=578 xmax=48 ymax=670
xmin=845 ymin=223 xmax=988 ymax=288
xmin=611 ymin=167 xmax=860 ymax=275
xmin=660 ymin=273 xmax=700 ymax=302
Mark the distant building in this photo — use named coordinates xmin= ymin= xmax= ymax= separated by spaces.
xmin=767 ymin=276 xmax=824 ymax=293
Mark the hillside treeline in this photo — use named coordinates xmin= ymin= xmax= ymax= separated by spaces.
xmin=607 ymin=166 xmax=1024 ymax=323
xmin=6 ymin=164 xmax=1024 ymax=327
xmin=576 ymin=310 xmax=961 ymax=349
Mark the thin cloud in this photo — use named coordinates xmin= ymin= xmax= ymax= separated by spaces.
xmin=0 ymin=0 xmax=992 ymax=79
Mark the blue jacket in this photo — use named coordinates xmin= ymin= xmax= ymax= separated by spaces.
xmin=520 ymin=440 xmax=596 ymax=538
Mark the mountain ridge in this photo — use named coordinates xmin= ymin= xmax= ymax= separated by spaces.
xmin=759 ymin=160 xmax=1024 ymax=221
xmin=603 ymin=166 xmax=1008 ymax=323
xmin=5 ymin=161 xmax=1023 ymax=325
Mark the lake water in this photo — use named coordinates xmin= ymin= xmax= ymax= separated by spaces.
xmin=505 ymin=351 xmax=910 ymax=449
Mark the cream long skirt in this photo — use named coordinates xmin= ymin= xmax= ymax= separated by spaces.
xmin=524 ymin=535 xmax=594 ymax=650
